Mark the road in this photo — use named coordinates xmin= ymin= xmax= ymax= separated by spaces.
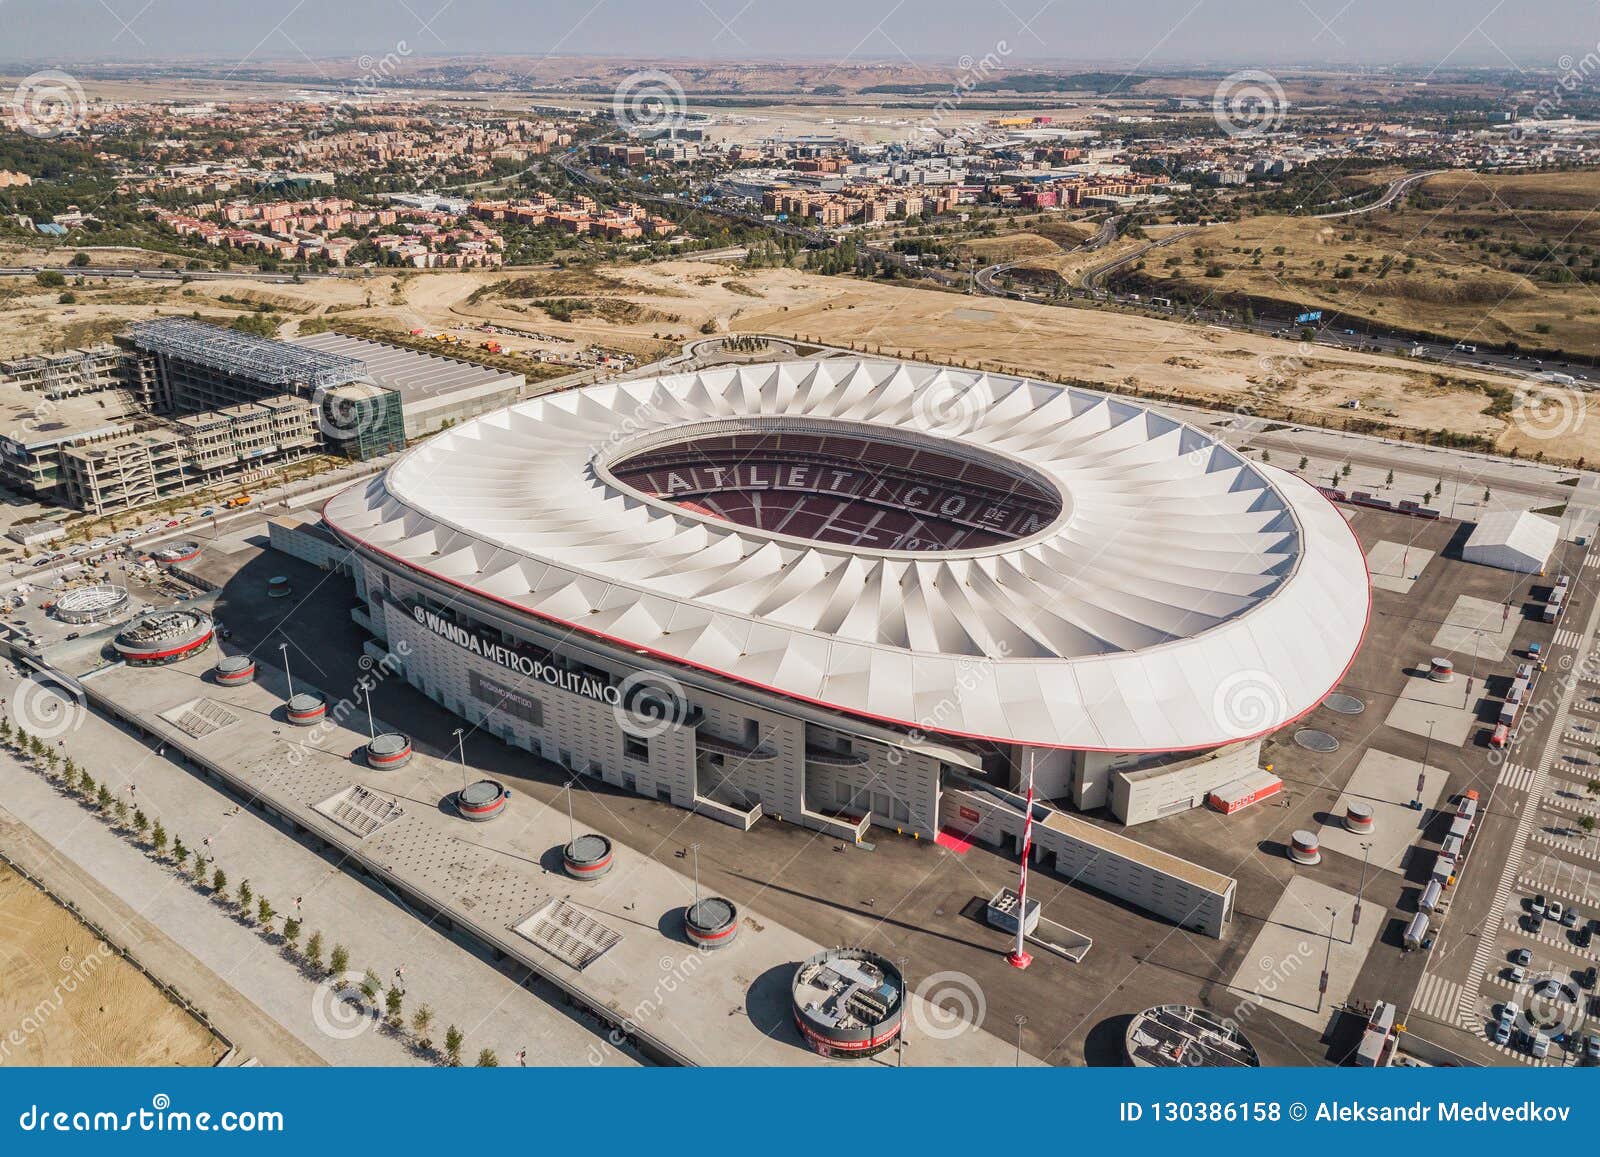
xmin=1314 ymin=169 xmax=1446 ymax=219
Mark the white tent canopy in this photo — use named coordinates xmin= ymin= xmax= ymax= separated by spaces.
xmin=1462 ymin=509 xmax=1560 ymax=574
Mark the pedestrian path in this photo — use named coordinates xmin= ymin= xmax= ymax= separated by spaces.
xmin=1497 ymin=762 xmax=1537 ymax=793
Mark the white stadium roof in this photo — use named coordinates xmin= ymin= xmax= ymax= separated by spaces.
xmin=325 ymin=358 xmax=1370 ymax=752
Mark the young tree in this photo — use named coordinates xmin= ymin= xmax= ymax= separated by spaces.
xmin=112 ymin=799 xmax=128 ymax=827
xmin=132 ymin=808 xmax=150 ymax=841
xmin=1298 ymin=456 xmax=1309 ymax=471
xmin=444 ymin=1025 xmax=464 ymax=1067
xmin=360 ymin=968 xmax=382 ymax=1004
xmin=0 ymin=717 xmax=11 ymax=744
xmin=237 ymin=878 xmax=254 ymax=913
xmin=385 ymin=984 xmax=404 ymax=1029
xmin=95 ymin=784 xmax=113 ymax=812
xmin=172 ymin=838 xmax=189 ymax=871
xmin=282 ymin=917 xmax=302 ymax=951
xmin=411 ymin=1004 xmax=435 ymax=1051
xmin=1582 ymin=816 xmax=1596 ymax=835
xmin=476 ymin=1048 xmax=499 ymax=1068
xmin=257 ymin=896 xmax=275 ymax=927
xmin=152 ymin=822 xmax=168 ymax=858
xmin=1385 ymin=468 xmax=1395 ymax=487
xmin=61 ymin=761 xmax=80 ymax=793
xmin=306 ymin=931 xmax=325 ymax=971
xmin=211 ymin=867 xmax=228 ymax=899
xmin=329 ymin=943 xmax=349 ymax=977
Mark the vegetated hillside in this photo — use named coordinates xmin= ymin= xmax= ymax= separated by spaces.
xmin=1112 ymin=169 xmax=1600 ymax=356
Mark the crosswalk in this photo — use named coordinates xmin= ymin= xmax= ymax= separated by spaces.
xmin=1586 ymin=550 xmax=1600 ymax=570
xmin=1411 ymin=970 xmax=1470 ymax=1026
xmin=1496 ymin=762 xmax=1538 ymax=793
xmin=1556 ymin=628 xmax=1584 ymax=649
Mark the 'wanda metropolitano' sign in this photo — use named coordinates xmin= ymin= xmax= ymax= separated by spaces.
xmin=410 ymin=603 xmax=623 ymax=706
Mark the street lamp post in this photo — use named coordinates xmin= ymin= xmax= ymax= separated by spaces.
xmin=278 ymin=642 xmax=293 ymax=700
xmin=452 ymin=727 xmax=466 ymax=793
xmin=362 ymin=683 xmax=375 ymax=741
xmin=1319 ymin=906 xmax=1338 ymax=1014
xmin=565 ymin=779 xmax=577 ymax=843
xmin=1015 ymin=1014 xmax=1027 ymax=1066
xmin=1354 ymin=841 xmax=1372 ymax=929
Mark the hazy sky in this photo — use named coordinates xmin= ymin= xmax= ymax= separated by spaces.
xmin=0 ymin=0 xmax=1592 ymax=69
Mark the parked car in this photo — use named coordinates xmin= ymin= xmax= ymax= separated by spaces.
xmin=1530 ymin=898 xmax=1547 ymax=919
xmin=1562 ymin=907 xmax=1580 ymax=928
xmin=1514 ymin=948 xmax=1532 ymax=966
xmin=1549 ymin=901 xmax=1565 ymax=922
xmin=164 ymin=519 xmax=179 ymax=528
xmin=1586 ymin=1034 xmax=1600 ymax=1064
xmin=1531 ymin=1032 xmax=1551 ymax=1059
xmin=1510 ymin=965 xmax=1528 ymax=984
xmin=1582 ymin=966 xmax=1598 ymax=991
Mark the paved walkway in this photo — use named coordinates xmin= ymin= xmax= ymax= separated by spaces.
xmin=0 ymin=666 xmax=638 ymax=1067
xmin=63 ymin=653 xmax=1029 ymax=1066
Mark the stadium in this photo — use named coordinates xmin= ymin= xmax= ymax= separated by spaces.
xmin=322 ymin=358 xmax=1369 ymax=927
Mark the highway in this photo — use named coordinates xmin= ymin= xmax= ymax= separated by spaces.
xmin=1313 ymin=168 xmax=1446 ymax=219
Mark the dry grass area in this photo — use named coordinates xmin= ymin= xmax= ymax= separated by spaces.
xmin=1146 ymin=170 xmax=1600 ymax=355
xmin=725 ymin=273 xmax=1598 ymax=461
xmin=0 ymin=864 xmax=225 ymax=1066
xmin=3 ymin=256 xmax=1587 ymax=462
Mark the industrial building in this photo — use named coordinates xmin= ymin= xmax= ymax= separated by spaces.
xmin=310 ymin=359 xmax=1371 ymax=938
xmin=0 ymin=318 xmax=522 ymax=513
xmin=289 ymin=331 xmax=524 ymax=442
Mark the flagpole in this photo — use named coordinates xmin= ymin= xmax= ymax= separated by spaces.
xmin=1008 ymin=749 xmax=1035 ymax=970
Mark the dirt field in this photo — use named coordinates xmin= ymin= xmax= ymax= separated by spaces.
xmin=1144 ymin=169 xmax=1600 ymax=355
xmin=0 ymin=864 xmax=225 ymax=1066
xmin=2 ymin=256 xmax=1586 ymax=462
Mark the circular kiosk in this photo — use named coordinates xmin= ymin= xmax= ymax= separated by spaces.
xmin=267 ymin=575 xmax=293 ymax=599
xmin=366 ymin=732 xmax=412 ymax=770
xmin=1345 ymin=801 xmax=1376 ymax=834
xmin=1125 ymin=1004 xmax=1260 ymax=1068
xmin=563 ymin=833 xmax=614 ymax=880
xmin=457 ymin=778 xmax=509 ymax=821
xmin=214 ymin=654 xmax=257 ymax=686
xmin=685 ymin=896 xmax=739 ymax=949
xmin=54 ymin=583 xmax=130 ymax=624
xmin=113 ymin=609 xmax=214 ymax=666
xmin=1428 ymin=657 xmax=1455 ymax=683
xmin=285 ymin=692 xmax=327 ymax=726
xmin=791 ymin=948 xmax=903 ymax=1059
xmin=151 ymin=541 xmax=201 ymax=565
xmin=1288 ymin=830 xmax=1322 ymax=865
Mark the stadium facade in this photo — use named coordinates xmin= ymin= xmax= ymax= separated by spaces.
xmin=319 ymin=359 xmax=1369 ymax=931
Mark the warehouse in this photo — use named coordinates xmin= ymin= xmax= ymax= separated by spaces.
xmin=290 ymin=331 xmax=524 ymax=441
xmin=316 ymin=358 xmax=1370 ymax=935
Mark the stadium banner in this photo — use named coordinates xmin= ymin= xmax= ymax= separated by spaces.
xmin=0 ymin=1067 xmax=1589 ymax=1150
